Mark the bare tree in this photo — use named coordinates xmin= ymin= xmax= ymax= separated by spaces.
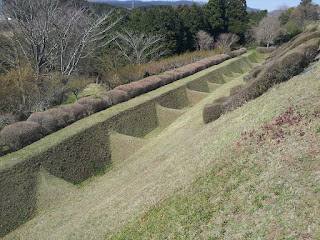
xmin=255 ymin=15 xmax=283 ymax=47
xmin=3 ymin=0 xmax=120 ymax=76
xmin=196 ymin=30 xmax=214 ymax=51
xmin=115 ymin=29 xmax=165 ymax=65
xmin=215 ymin=33 xmax=240 ymax=53
xmin=0 ymin=0 xmax=120 ymax=114
xmin=291 ymin=2 xmax=319 ymax=28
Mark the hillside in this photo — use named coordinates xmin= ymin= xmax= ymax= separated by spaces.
xmin=2 ymin=39 xmax=320 ymax=238
xmin=1 ymin=23 xmax=320 ymax=238
xmin=88 ymin=0 xmax=260 ymax=11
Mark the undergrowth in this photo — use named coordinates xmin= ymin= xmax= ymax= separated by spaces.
xmin=110 ymin=104 xmax=320 ymax=239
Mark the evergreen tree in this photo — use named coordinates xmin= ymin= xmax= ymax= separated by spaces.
xmin=158 ymin=6 xmax=184 ymax=55
xmin=300 ymin=0 xmax=313 ymax=5
xmin=225 ymin=0 xmax=248 ymax=40
xmin=176 ymin=4 xmax=205 ymax=52
xmin=204 ymin=0 xmax=226 ymax=36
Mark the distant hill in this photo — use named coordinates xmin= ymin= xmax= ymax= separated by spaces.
xmin=88 ymin=0 xmax=205 ymax=8
xmin=89 ymin=0 xmax=260 ymax=11
xmin=247 ymin=7 xmax=261 ymax=12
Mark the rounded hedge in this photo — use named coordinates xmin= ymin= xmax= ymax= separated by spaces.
xmin=102 ymin=89 xmax=129 ymax=105
xmin=76 ymin=97 xmax=106 ymax=115
xmin=59 ymin=103 xmax=87 ymax=122
xmin=0 ymin=121 xmax=45 ymax=151
xmin=27 ymin=111 xmax=59 ymax=134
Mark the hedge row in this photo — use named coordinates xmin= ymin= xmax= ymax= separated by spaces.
xmin=203 ymin=35 xmax=320 ymax=124
xmin=0 ymin=49 xmax=247 ymax=155
xmin=257 ymin=47 xmax=277 ymax=54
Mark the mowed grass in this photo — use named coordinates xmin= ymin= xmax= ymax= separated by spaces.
xmin=111 ymin=104 xmax=320 ymax=239
xmin=4 ymin=56 xmax=320 ymax=240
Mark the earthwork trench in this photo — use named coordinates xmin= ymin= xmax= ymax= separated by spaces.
xmin=0 ymin=51 xmax=263 ymax=237
xmin=108 ymin=52 xmax=262 ymax=165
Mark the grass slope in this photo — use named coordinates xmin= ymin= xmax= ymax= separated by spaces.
xmin=112 ymin=96 xmax=320 ymax=239
xmin=5 ymin=54 xmax=320 ymax=239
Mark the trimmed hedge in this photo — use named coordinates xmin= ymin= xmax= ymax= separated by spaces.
xmin=173 ymin=67 xmax=193 ymax=78
xmin=100 ymin=89 xmax=129 ymax=105
xmin=267 ymin=31 xmax=320 ymax=61
xmin=203 ymin=34 xmax=320 ymax=124
xmin=228 ymin=48 xmax=247 ymax=58
xmin=27 ymin=111 xmax=58 ymax=134
xmin=157 ymin=73 xmax=176 ymax=85
xmin=0 ymin=51 xmax=248 ymax=156
xmin=45 ymin=108 xmax=72 ymax=129
xmin=0 ymin=51 xmax=256 ymax=237
xmin=110 ymin=101 xmax=159 ymax=138
xmin=203 ymin=103 xmax=223 ymax=124
xmin=257 ymin=47 xmax=277 ymax=53
xmin=59 ymin=103 xmax=87 ymax=122
xmin=0 ymin=160 xmax=39 ymax=237
xmin=76 ymin=96 xmax=107 ymax=115
xmin=230 ymin=84 xmax=244 ymax=96
xmin=243 ymin=65 xmax=264 ymax=82
xmin=0 ymin=122 xmax=45 ymax=151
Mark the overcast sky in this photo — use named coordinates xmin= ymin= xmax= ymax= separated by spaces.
xmin=246 ymin=0 xmax=319 ymax=11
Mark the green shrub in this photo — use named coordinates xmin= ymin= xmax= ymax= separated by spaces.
xmin=203 ymin=103 xmax=223 ymax=124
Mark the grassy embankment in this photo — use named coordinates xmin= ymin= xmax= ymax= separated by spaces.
xmin=2 ymin=51 xmax=262 ymax=239
xmin=5 ymin=51 xmax=320 ymax=239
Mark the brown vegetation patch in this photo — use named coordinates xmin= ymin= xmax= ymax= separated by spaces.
xmin=45 ymin=108 xmax=72 ymax=129
xmin=228 ymin=48 xmax=247 ymax=58
xmin=59 ymin=103 xmax=87 ymax=122
xmin=157 ymin=73 xmax=176 ymax=85
xmin=230 ymin=84 xmax=244 ymax=96
xmin=173 ymin=67 xmax=194 ymax=78
xmin=197 ymin=58 xmax=213 ymax=68
xmin=115 ymin=81 xmax=146 ymax=99
xmin=141 ymin=76 xmax=165 ymax=92
xmin=0 ymin=121 xmax=44 ymax=151
xmin=257 ymin=47 xmax=277 ymax=53
xmin=101 ymin=89 xmax=129 ymax=105
xmin=27 ymin=112 xmax=59 ymax=134
xmin=76 ymin=96 xmax=106 ymax=115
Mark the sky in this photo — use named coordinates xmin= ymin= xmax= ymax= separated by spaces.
xmin=246 ymin=0 xmax=319 ymax=11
